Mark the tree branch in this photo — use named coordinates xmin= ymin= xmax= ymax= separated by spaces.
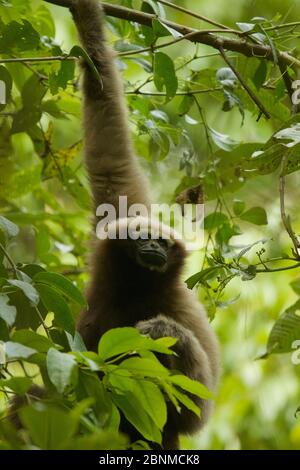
xmin=256 ymin=262 xmax=300 ymax=273
xmin=126 ymin=87 xmax=221 ymax=97
xmin=0 ymin=56 xmax=75 ymax=64
xmin=43 ymin=0 xmax=300 ymax=69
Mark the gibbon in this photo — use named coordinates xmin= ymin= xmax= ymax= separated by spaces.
xmin=69 ymin=0 xmax=220 ymax=450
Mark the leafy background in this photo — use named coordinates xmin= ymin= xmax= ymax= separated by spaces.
xmin=1 ymin=0 xmax=300 ymax=449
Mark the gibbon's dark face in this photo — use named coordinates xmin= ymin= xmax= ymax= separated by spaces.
xmin=123 ymin=236 xmax=186 ymax=274
xmin=104 ymin=219 xmax=187 ymax=275
xmin=134 ymin=237 xmax=169 ymax=271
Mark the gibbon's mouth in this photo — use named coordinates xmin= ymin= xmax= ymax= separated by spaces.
xmin=136 ymin=249 xmax=168 ymax=272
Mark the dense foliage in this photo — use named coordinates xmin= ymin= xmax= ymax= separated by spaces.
xmin=1 ymin=0 xmax=300 ymax=449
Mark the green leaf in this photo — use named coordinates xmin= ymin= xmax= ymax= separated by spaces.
xmin=216 ymin=223 xmax=240 ymax=246
xmin=241 ymin=265 xmax=257 ymax=281
xmin=12 ymin=74 xmax=46 ymax=133
xmin=171 ymin=386 xmax=201 ymax=417
xmin=47 ymin=348 xmax=77 ymax=394
xmin=0 ymin=294 xmax=17 ymax=327
xmin=98 ymin=327 xmax=176 ymax=360
xmin=12 ymin=108 xmax=42 ymax=134
xmin=142 ymin=0 xmax=166 ymax=17
xmin=178 ymin=95 xmax=194 ymax=116
xmin=204 ymin=212 xmax=228 ymax=230
xmin=0 ymin=215 xmax=19 ymax=238
xmin=209 ymin=128 xmax=238 ymax=151
xmin=66 ymin=331 xmax=87 ymax=352
xmin=118 ymin=357 xmax=169 ymax=378
xmin=70 ymin=45 xmax=103 ymax=88
xmin=113 ymin=392 xmax=161 ymax=444
xmin=152 ymin=18 xmax=182 ymax=39
xmin=49 ymin=60 xmax=75 ymax=94
xmin=76 ymin=370 xmax=112 ymax=422
xmin=0 ymin=318 xmax=9 ymax=342
xmin=69 ymin=431 xmax=127 ymax=450
xmin=216 ymin=67 xmax=237 ymax=88
xmin=233 ymin=199 xmax=245 ymax=216
xmin=8 ymin=280 xmax=39 ymax=306
xmin=236 ymin=238 xmax=269 ymax=259
xmin=240 ymin=207 xmax=268 ymax=225
xmin=20 ymin=404 xmax=77 ymax=450
xmin=21 ymin=74 xmax=46 ymax=109
xmin=20 ymin=264 xmax=46 ymax=278
xmin=11 ymin=330 xmax=54 ymax=353
xmin=9 ymin=290 xmax=43 ymax=331
xmin=153 ymin=52 xmax=178 ymax=99
xmin=33 ymin=5 xmax=55 ymax=37
xmin=35 ymin=283 xmax=75 ymax=335
xmin=61 ymin=167 xmax=91 ymax=210
xmin=170 ymin=375 xmax=214 ymax=400
xmin=34 ymin=271 xmax=86 ymax=306
xmin=185 ymin=266 xmax=221 ymax=289
xmin=42 ymin=141 xmax=83 ymax=179
xmin=0 ymin=20 xmax=40 ymax=53
xmin=134 ymin=380 xmax=167 ymax=430
xmin=35 ymin=227 xmax=51 ymax=257
xmin=236 ymin=22 xmax=256 ymax=32
xmin=5 ymin=341 xmax=37 ymax=360
xmin=98 ymin=327 xmax=143 ymax=360
xmin=274 ymin=123 xmax=300 ymax=148
xmin=108 ymin=372 xmax=167 ymax=429
xmin=290 ymin=278 xmax=300 ymax=296
xmin=253 ymin=60 xmax=267 ymax=90
xmin=0 ymin=377 xmax=32 ymax=395
xmin=266 ymin=300 xmax=300 ymax=355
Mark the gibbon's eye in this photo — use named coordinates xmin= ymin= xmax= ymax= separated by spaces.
xmin=158 ymin=237 xmax=170 ymax=249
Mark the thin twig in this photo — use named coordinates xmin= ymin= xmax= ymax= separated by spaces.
xmin=0 ymin=243 xmax=18 ymax=277
xmin=155 ymin=0 xmax=236 ymax=32
xmin=264 ymin=21 xmax=300 ymax=32
xmin=218 ymin=45 xmax=271 ymax=119
xmin=34 ymin=307 xmax=51 ymax=339
xmin=126 ymin=87 xmax=221 ymax=97
xmin=256 ymin=263 xmax=300 ymax=273
xmin=0 ymin=56 xmax=76 ymax=64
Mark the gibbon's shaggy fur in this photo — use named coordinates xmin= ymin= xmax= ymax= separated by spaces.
xmin=70 ymin=0 xmax=220 ymax=450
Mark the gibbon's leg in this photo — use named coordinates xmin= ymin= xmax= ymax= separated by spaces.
xmin=136 ymin=315 xmax=215 ymax=437
xmin=70 ymin=0 xmax=150 ymax=214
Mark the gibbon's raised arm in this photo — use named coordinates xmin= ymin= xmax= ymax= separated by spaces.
xmin=70 ymin=0 xmax=150 ymax=213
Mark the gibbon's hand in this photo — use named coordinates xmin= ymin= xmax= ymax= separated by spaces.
xmin=136 ymin=314 xmax=201 ymax=372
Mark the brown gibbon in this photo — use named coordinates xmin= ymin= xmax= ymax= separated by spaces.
xmin=68 ymin=0 xmax=219 ymax=450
